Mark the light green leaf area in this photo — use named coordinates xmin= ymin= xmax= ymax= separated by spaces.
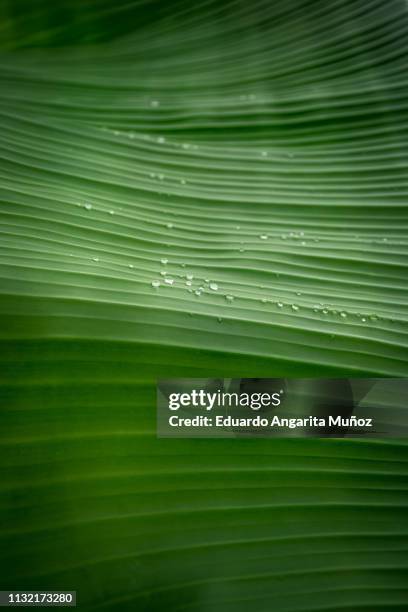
xmin=0 ymin=1 xmax=408 ymax=610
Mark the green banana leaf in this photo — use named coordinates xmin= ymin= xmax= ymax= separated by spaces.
xmin=1 ymin=0 xmax=408 ymax=610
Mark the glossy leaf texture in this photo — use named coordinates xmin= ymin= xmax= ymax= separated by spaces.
xmin=0 ymin=1 xmax=408 ymax=610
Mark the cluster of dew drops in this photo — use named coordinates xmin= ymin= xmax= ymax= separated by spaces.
xmin=79 ymin=200 xmax=388 ymax=327
xmin=150 ymin=256 xmax=227 ymax=303
xmin=161 ymin=228 xmax=393 ymax=327
xmin=95 ymin=106 xmax=392 ymax=327
xmin=148 ymin=227 xmax=386 ymax=326
xmin=78 ymin=200 xmax=387 ymax=327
